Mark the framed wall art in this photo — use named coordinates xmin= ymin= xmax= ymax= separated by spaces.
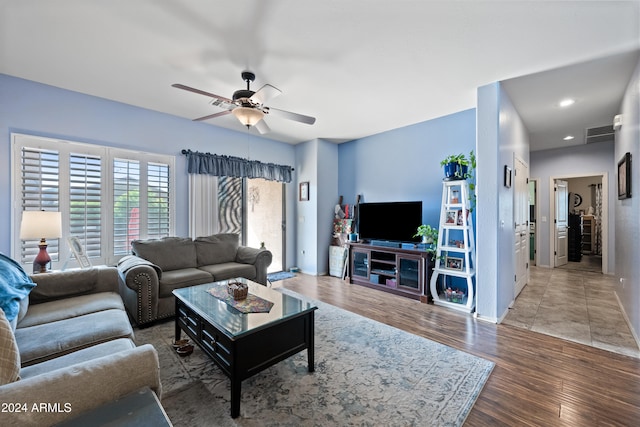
xmin=299 ymin=181 xmax=310 ymax=201
xmin=618 ymin=152 xmax=631 ymax=199
xmin=504 ymin=165 xmax=512 ymax=188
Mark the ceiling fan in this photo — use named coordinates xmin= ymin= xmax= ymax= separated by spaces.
xmin=172 ymin=71 xmax=316 ymax=134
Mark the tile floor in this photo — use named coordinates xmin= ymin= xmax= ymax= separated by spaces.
xmin=503 ymin=260 xmax=640 ymax=359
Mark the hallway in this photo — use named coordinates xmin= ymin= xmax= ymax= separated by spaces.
xmin=503 ymin=265 xmax=640 ymax=358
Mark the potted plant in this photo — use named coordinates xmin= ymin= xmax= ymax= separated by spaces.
xmin=440 ymin=153 xmax=469 ymax=180
xmin=413 ymin=224 xmax=438 ymax=261
xmin=440 ymin=151 xmax=476 ymax=212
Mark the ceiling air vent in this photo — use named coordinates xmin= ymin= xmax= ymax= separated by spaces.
xmin=585 ymin=125 xmax=614 ymax=144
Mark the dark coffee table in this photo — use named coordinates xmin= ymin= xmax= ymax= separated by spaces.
xmin=173 ymin=278 xmax=317 ymax=418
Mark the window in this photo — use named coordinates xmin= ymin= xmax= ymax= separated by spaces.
xmin=70 ymin=153 xmax=102 ymax=258
xmin=113 ymin=159 xmax=141 ymax=256
xmin=19 ymin=147 xmax=61 ymax=263
xmin=12 ymin=133 xmax=175 ymax=268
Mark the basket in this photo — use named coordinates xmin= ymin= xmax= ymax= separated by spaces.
xmin=227 ymin=281 xmax=248 ymax=300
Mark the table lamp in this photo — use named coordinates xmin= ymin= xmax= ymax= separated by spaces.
xmin=20 ymin=211 xmax=62 ymax=273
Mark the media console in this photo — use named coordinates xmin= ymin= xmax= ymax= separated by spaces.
xmin=348 ymin=241 xmax=432 ymax=302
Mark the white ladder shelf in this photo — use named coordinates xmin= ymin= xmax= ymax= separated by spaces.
xmin=429 ymin=180 xmax=476 ymax=313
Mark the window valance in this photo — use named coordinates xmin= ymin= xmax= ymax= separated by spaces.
xmin=182 ymin=149 xmax=294 ymax=183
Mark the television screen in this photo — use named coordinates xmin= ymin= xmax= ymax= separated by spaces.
xmin=357 ymin=201 xmax=422 ymax=243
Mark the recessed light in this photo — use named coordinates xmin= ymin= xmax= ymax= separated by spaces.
xmin=563 ymin=135 xmax=575 ymax=141
xmin=559 ymin=98 xmax=575 ymax=108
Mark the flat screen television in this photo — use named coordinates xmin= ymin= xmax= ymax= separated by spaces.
xmin=357 ymin=201 xmax=422 ymax=243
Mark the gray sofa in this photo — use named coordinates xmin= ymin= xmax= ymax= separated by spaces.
xmin=117 ymin=233 xmax=272 ymax=326
xmin=0 ymin=265 xmax=164 ymax=426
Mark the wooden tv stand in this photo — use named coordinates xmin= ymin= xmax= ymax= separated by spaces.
xmin=347 ymin=241 xmax=432 ymax=302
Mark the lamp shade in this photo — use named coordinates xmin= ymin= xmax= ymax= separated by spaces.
xmin=20 ymin=211 xmax=62 ymax=240
xmin=232 ymin=107 xmax=265 ymax=127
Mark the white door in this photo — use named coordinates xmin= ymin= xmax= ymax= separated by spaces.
xmin=514 ymin=158 xmax=529 ymax=297
xmin=554 ymin=179 xmax=568 ymax=267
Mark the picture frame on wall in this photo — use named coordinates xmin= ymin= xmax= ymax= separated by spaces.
xmin=504 ymin=165 xmax=512 ymax=188
xmin=299 ymin=181 xmax=310 ymax=201
xmin=618 ymin=152 xmax=631 ymax=199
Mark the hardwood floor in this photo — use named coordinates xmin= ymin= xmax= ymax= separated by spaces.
xmin=273 ymin=274 xmax=640 ymax=426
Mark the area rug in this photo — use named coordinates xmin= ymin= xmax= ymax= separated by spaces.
xmin=267 ymin=271 xmax=296 ymax=282
xmin=134 ymin=289 xmax=494 ymax=426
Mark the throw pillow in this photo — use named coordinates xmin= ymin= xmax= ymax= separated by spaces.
xmin=0 ymin=253 xmax=37 ymax=325
xmin=195 ymin=233 xmax=239 ymax=266
xmin=132 ymin=237 xmax=197 ymax=271
xmin=0 ymin=308 xmax=21 ymax=385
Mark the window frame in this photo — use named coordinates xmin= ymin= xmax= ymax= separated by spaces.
xmin=11 ymin=133 xmax=176 ymax=268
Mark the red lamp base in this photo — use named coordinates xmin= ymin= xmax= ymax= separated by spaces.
xmin=33 ymin=242 xmax=51 ymax=274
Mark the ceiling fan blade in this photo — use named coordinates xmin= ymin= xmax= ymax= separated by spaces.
xmin=250 ymin=84 xmax=282 ymax=105
xmin=254 ymin=119 xmax=271 ymax=134
xmin=193 ymin=110 xmax=232 ymax=122
xmin=172 ymin=83 xmax=233 ymax=103
xmin=267 ymin=107 xmax=316 ymax=125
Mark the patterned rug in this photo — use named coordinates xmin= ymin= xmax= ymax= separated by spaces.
xmin=266 ymin=271 xmax=296 ymax=282
xmin=134 ymin=289 xmax=494 ymax=426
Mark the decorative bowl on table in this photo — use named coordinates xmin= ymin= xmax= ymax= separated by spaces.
xmin=227 ymin=281 xmax=248 ymax=300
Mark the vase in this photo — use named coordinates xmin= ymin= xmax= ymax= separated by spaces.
xmin=443 ymin=162 xmax=467 ymax=180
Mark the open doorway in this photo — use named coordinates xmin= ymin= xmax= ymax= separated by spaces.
xmin=550 ymin=173 xmax=607 ymax=274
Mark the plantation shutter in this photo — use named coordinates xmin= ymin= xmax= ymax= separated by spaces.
xmin=19 ymin=147 xmax=60 ymax=264
xmin=69 ymin=153 xmax=102 ymax=258
xmin=113 ymin=159 xmax=140 ymax=256
xmin=147 ymin=162 xmax=170 ymax=239
xmin=12 ymin=133 xmax=175 ymax=267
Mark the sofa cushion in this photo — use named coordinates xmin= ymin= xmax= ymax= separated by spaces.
xmin=19 ymin=338 xmax=135 ymax=380
xmin=158 ymin=268 xmax=213 ymax=298
xmin=17 ymin=292 xmax=125 ymax=329
xmin=0 ymin=308 xmax=20 ymax=385
xmin=198 ymin=262 xmax=256 ymax=282
xmin=132 ymin=237 xmax=197 ymax=271
xmin=195 ymin=233 xmax=239 ymax=266
xmin=15 ymin=309 xmax=134 ymax=366
xmin=28 ymin=268 xmax=98 ymax=303
xmin=0 ymin=253 xmax=36 ymax=326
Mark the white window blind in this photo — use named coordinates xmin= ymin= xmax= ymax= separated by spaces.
xmin=19 ymin=147 xmax=60 ymax=264
xmin=12 ymin=133 xmax=175 ymax=268
xmin=147 ymin=162 xmax=171 ymax=240
xmin=69 ymin=153 xmax=102 ymax=258
xmin=113 ymin=159 xmax=141 ymax=256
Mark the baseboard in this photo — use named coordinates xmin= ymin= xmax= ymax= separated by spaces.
xmin=614 ymin=290 xmax=640 ymax=351
xmin=474 ymin=312 xmax=499 ymax=324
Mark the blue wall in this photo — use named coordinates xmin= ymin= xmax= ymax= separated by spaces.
xmin=338 ymin=109 xmax=476 ymax=229
xmin=0 ymin=74 xmax=297 ymax=259
xmin=615 ymin=57 xmax=640 ymax=340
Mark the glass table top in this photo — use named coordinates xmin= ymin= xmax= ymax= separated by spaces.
xmin=173 ymin=278 xmax=317 ymax=338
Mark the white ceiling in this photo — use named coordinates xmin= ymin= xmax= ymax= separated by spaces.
xmin=1 ymin=1 xmax=638 ymax=149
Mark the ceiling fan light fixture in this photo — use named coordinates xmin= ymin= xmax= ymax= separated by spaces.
xmin=559 ymin=98 xmax=575 ymax=108
xmin=232 ymin=107 xmax=264 ymax=127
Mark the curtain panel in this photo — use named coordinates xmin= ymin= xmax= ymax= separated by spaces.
xmin=182 ymin=149 xmax=293 ymax=183
xmin=188 ymin=173 xmax=219 ymax=239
